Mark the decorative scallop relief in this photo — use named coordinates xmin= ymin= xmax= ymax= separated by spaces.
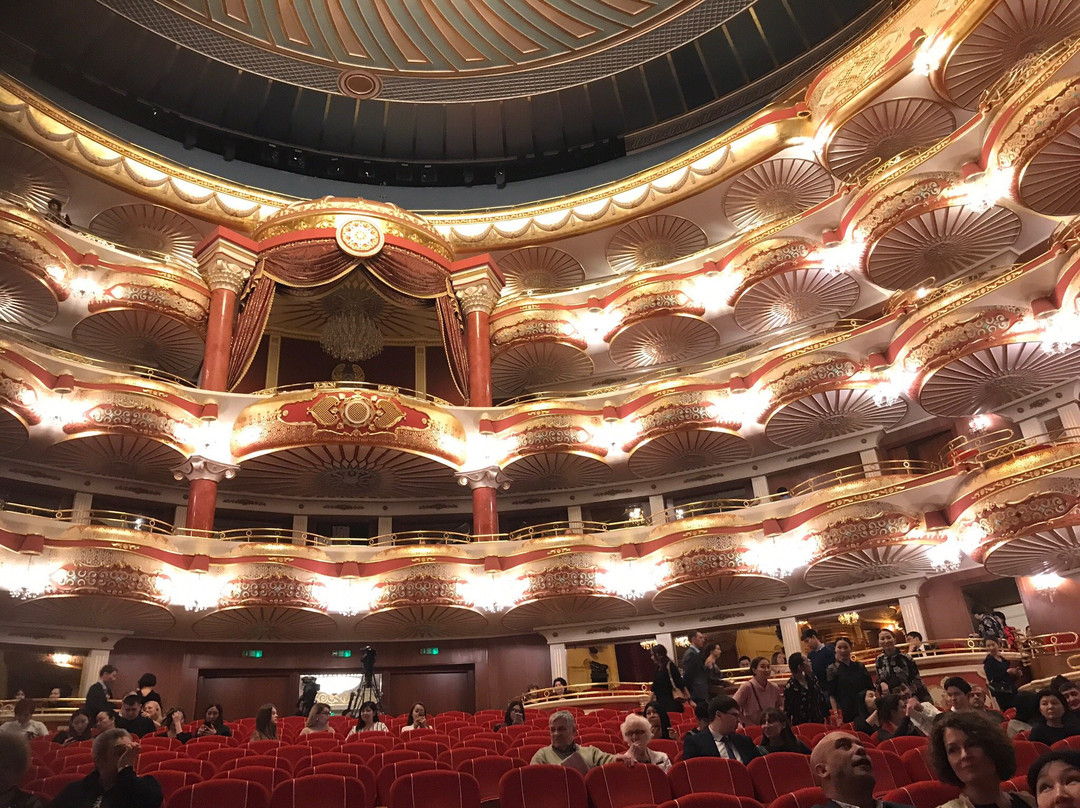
xmin=503 ymin=453 xmax=614 ymax=492
xmin=804 ymin=544 xmax=935 ymax=589
xmin=765 ymin=389 xmax=907 ymax=447
xmin=0 ymin=264 xmax=59 ymax=327
xmin=723 ymin=158 xmax=835 ymax=230
xmin=88 ymin=204 xmax=202 ymax=257
xmin=824 ymin=98 xmax=956 ymax=179
xmin=41 ymin=434 xmax=185 ymax=484
xmin=918 ymin=341 xmax=1080 ymax=416
xmin=192 ymin=606 xmax=338 ymax=641
xmin=0 ymin=138 xmax=70 ymax=212
xmin=652 ymin=575 xmax=789 ymax=613
xmin=983 ymin=526 xmax=1080 ymax=576
xmin=605 ymin=215 xmax=708 ymax=274
xmin=502 ymin=594 xmax=636 ymax=632
xmin=1017 ymin=118 xmax=1080 ymax=216
xmin=499 ymin=246 xmax=586 ymax=293
xmin=71 ymin=310 xmax=206 ymax=375
xmin=13 ymin=596 xmax=175 ymax=635
xmin=491 ymin=341 xmax=593 ymax=396
xmin=608 ymin=315 xmax=719 ymax=368
xmin=357 ymin=605 xmax=489 ymax=640
xmin=0 ymin=408 xmax=28 ymax=455
xmin=864 ymin=205 xmax=1022 ymax=290
xmin=941 ymin=0 xmax=1080 ymax=109
xmin=627 ymin=429 xmax=751 ymax=478
xmin=733 ymin=268 xmax=860 ymax=334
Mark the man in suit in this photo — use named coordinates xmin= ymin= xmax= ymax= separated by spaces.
xmin=680 ymin=631 xmax=705 ymax=674
xmin=810 ymin=732 xmax=914 ymax=808
xmin=682 ymin=695 xmax=761 ymax=764
xmin=84 ymin=664 xmax=118 ymax=720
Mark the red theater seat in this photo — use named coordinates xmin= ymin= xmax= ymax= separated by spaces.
xmin=498 ymin=765 xmax=589 ymax=808
xmin=376 ymin=758 xmax=446 ymax=805
xmin=300 ymin=735 xmax=342 ymax=752
xmin=668 ymin=758 xmax=755 ymax=798
xmin=141 ymin=737 xmax=183 ymax=752
xmin=299 ymin=763 xmax=376 ymax=808
xmin=388 ymin=769 xmax=481 ymax=808
xmin=148 ymin=769 xmax=204 ymax=801
xmin=866 ymin=749 xmax=909 ymax=795
xmin=199 ymin=747 xmax=249 ymax=769
xmin=214 ymin=765 xmax=290 ymax=793
xmin=901 ymin=748 xmax=935 ymax=783
xmin=881 ymin=782 xmax=962 ymax=808
xmin=456 ymin=755 xmax=519 ymax=804
xmin=766 ymin=787 xmax=826 ymax=808
xmin=138 ymin=750 xmax=183 ymax=773
xmin=165 ymin=779 xmax=271 ymax=808
xmin=658 ymin=796 xmax=765 ymax=808
xmin=39 ymin=773 xmax=86 ymax=801
xmin=246 ymin=740 xmax=285 ymax=754
xmin=747 ymin=754 xmax=815 ymax=804
xmin=876 ymin=737 xmax=927 ymax=757
xmin=219 ymin=755 xmax=291 ymax=775
xmin=585 ymin=762 xmax=671 ymax=808
xmin=1013 ymin=741 xmax=1051 ymax=772
xmin=270 ymin=774 xmax=368 ymax=808
xmin=1052 ymin=737 xmax=1080 ymax=751
xmin=439 ymin=747 xmax=491 ymax=768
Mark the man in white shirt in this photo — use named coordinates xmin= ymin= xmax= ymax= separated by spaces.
xmin=0 ymin=698 xmax=48 ymax=739
xmin=682 ymin=695 xmax=761 ymax=764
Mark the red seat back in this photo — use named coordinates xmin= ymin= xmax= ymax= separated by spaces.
xmin=498 ymin=765 xmax=589 ymax=808
xmin=59 ymin=752 xmax=94 ymax=772
xmin=876 ymin=737 xmax=927 ymax=757
xmin=456 ymin=755 xmax=518 ymax=802
xmin=301 ymin=735 xmax=342 ymax=752
xmin=308 ymin=751 xmax=355 ymax=767
xmin=148 ymin=769 xmax=203 ymax=801
xmin=389 ymin=769 xmax=481 ymax=808
xmin=270 ymin=774 xmax=368 ymax=808
xmin=1052 ymin=737 xmax=1080 ymax=751
xmin=439 ymin=747 xmax=490 ymax=768
xmin=246 ymin=740 xmax=284 ymax=754
xmin=164 ymin=779 xmax=271 ymax=808
xmin=765 ymin=787 xmax=826 ymax=808
xmin=220 ymin=755 xmax=291 ymax=775
xmin=514 ymin=744 xmax=547 ymax=764
xmin=39 ymin=773 xmax=85 ymax=800
xmin=791 ymin=724 xmax=829 ymax=740
xmin=747 ymin=753 xmax=815 ymax=804
xmin=302 ymin=763 xmax=376 ymax=808
xmin=866 ymin=749 xmax=910 ymax=795
xmin=1013 ymin=741 xmax=1051 ymax=772
xmin=470 ymin=738 xmax=511 ymax=755
xmin=141 ymin=737 xmax=182 ymax=752
xmin=150 ymin=758 xmax=218 ymax=779
xmin=405 ymin=739 xmax=448 ymax=758
xmin=371 ymin=749 xmax=429 ymax=772
xmin=584 ymin=763 xmax=672 ymax=808
xmin=137 ymin=750 xmax=182 ymax=773
xmin=650 ymin=740 xmax=680 ymax=761
xmin=901 ymin=748 xmax=935 ymax=783
xmin=377 ymin=758 xmax=445 ymax=805
xmin=214 ymin=765 xmax=290 ymax=793
xmin=668 ymin=758 xmax=755 ymax=798
xmin=880 ymin=782 xmax=962 ymax=808
xmin=200 ymin=747 xmax=250 ymax=768
xmin=658 ymin=796 xmax=765 ymax=808
xmin=273 ymin=745 xmax=314 ymax=770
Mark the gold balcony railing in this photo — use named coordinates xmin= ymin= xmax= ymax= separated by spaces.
xmin=787 ymin=459 xmax=939 ymax=497
xmin=251 ymin=380 xmax=451 ymax=406
xmin=505 ymin=520 xmax=643 ymax=540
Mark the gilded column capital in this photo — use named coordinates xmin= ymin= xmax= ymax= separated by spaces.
xmin=172 ymin=455 xmax=240 ymax=483
xmin=202 ymin=258 xmax=251 ymax=295
xmin=455 ymin=466 xmax=511 ymax=491
xmin=456 ymin=284 xmax=500 ymax=316
xmin=450 ymin=255 xmax=505 ymax=315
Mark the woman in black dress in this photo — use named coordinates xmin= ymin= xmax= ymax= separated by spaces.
xmin=649 ymin=644 xmax=687 ymax=715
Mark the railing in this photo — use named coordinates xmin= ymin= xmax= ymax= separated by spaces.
xmin=653 ymin=494 xmax=787 ymax=523
xmin=964 ymin=428 xmax=1080 ymax=466
xmin=251 ymin=380 xmax=450 ymax=406
xmin=851 ymin=637 xmax=1013 ymax=664
xmin=788 ymin=459 xmax=939 ymax=497
xmin=0 ymin=697 xmax=89 ymax=722
xmin=505 ymin=520 xmax=644 ymax=541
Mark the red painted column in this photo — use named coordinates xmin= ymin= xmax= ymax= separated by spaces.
xmin=199 ymin=285 xmax=239 ymax=391
xmin=186 ymin=478 xmax=219 ymax=534
xmin=466 ymin=307 xmax=493 ymax=408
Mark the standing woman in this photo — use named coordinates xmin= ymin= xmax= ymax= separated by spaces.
xmin=251 ymin=704 xmax=278 ymax=741
xmin=649 ymin=644 xmax=689 ymax=715
xmin=984 ymin=638 xmax=1022 ymax=711
xmin=346 ymin=701 xmax=388 ymax=737
xmin=875 ymin=629 xmax=926 ymax=698
xmin=929 ymin=710 xmax=1034 ymax=808
xmin=784 ymin=652 xmax=828 ymax=726
xmin=826 ymin=637 xmax=874 ymax=723
xmin=734 ymin=657 xmax=783 ymax=726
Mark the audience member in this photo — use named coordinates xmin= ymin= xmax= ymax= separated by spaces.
xmin=684 ymin=641 xmax=722 ymax=707
xmin=621 ymin=713 xmax=672 ymax=771
xmin=136 ymin=674 xmax=162 ymax=708
xmin=785 ymin=651 xmax=829 ymax=725
xmin=0 ymin=700 xmax=47 ymax=739
xmin=346 ymin=701 xmax=388 ymax=736
xmin=943 ymin=677 xmax=975 ymax=712
xmin=141 ymin=700 xmax=163 ymax=728
xmin=827 ymin=637 xmax=874 ymax=722
xmin=984 ymin=638 xmax=1021 ymax=711
xmin=163 ymin=708 xmax=191 ymax=743
xmin=495 ymin=700 xmax=525 ymax=731
xmin=643 ymin=700 xmax=676 ymax=740
xmin=46 ymin=687 xmax=64 ymax=707
xmin=969 ymin=685 xmax=1006 ymax=723
xmin=738 ymin=656 xmax=752 ymax=669
xmin=196 ymin=703 xmax=231 ymax=737
xmin=113 ymin=694 xmax=156 ymax=737
xmin=682 ymin=702 xmax=709 ymax=742
xmin=683 ymin=695 xmax=761 ymax=764
xmin=53 ymin=710 xmax=93 ymax=745
xmin=50 ymin=728 xmax=163 ymax=808
xmin=551 ymin=678 xmax=568 ymax=696
xmin=974 ymin=607 xmax=1007 ymax=643
xmin=757 ymin=707 xmax=810 ymax=754
xmin=1030 ymin=689 xmax=1080 ymax=746
xmin=531 ymin=711 xmax=626 ymax=770
xmin=772 ymin=651 xmax=788 ymax=667
xmin=84 ymin=665 xmax=117 ymax=721
xmin=0 ymin=731 xmax=45 ymax=808
xmin=905 ymin=631 xmax=930 ymax=656
xmin=876 ymin=629 xmax=926 ymax=699
xmin=1027 ymin=750 xmax=1080 ymax=808
xmin=95 ymin=711 xmax=115 ymax=733
xmin=734 ymin=656 xmax=783 ymax=725
xmin=809 ymin=731 xmax=912 ymax=808
xmin=401 ymin=702 xmax=429 ymax=732
xmin=929 ymin=710 xmax=1033 ymax=808
xmin=300 ymin=703 xmax=333 ymax=735
xmin=251 ymin=704 xmax=279 ymax=740
xmin=650 ymin=643 xmax=689 ymax=714
xmin=681 ymin=631 xmax=706 ymax=674
xmin=1008 ymin=692 xmax=1040 ymax=739
xmin=803 ymin=629 xmax=836 ymax=682
xmin=1051 ymin=677 xmax=1080 ymax=714
xmin=853 ymin=689 xmax=884 ymax=736
xmin=872 ymin=694 xmax=921 ymax=742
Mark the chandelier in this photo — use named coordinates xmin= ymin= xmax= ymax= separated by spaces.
xmin=837 ymin=611 xmax=860 ymax=625
xmin=319 ymin=277 xmax=386 ymax=362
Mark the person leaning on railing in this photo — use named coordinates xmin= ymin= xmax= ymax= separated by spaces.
xmin=875 ymin=628 xmax=928 ymax=701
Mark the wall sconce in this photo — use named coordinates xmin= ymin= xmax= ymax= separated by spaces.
xmin=1029 ymin=572 xmax=1065 ymax=604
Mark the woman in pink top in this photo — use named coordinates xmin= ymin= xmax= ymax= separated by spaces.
xmin=734 ymin=656 xmax=783 ymax=725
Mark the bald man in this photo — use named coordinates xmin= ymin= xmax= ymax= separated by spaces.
xmin=809 ymin=732 xmax=913 ymax=808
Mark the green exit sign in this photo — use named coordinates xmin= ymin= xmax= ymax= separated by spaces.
xmin=242 ymin=649 xmax=263 ymax=658
xmin=419 ymin=647 xmax=439 ymax=655
xmin=331 ymin=650 xmax=352 ymax=658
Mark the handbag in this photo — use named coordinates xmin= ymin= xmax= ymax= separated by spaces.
xmin=668 ymin=662 xmax=691 ymax=702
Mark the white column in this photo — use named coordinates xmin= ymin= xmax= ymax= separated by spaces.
xmin=291 ymin=514 xmax=308 ymax=545
xmin=79 ymin=649 xmax=110 ymax=702
xmin=377 ymin=516 xmax=393 ymax=537
xmin=655 ymin=633 xmax=675 ymax=657
xmin=567 ymin=505 xmax=583 ymax=530
xmin=899 ymin=595 xmax=928 ymax=639
xmin=648 ymin=495 xmax=667 ymax=523
xmin=1018 ymin=417 xmax=1043 ymax=439
xmin=751 ymin=476 xmax=770 ymax=499
xmin=415 ymin=346 xmax=427 ymax=394
xmin=173 ymin=505 xmax=188 ymax=530
xmin=549 ymin=643 xmax=567 ymax=682
xmin=70 ymin=493 xmax=93 ymax=525
xmin=265 ymin=334 xmax=281 ymax=389
xmin=860 ymin=447 xmax=882 ymax=477
xmin=780 ymin=617 xmax=802 ymax=658
xmin=1059 ymin=401 xmax=1080 ymax=432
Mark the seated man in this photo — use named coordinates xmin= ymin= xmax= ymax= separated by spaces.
xmin=113 ymin=694 xmax=157 ymax=737
xmin=51 ymin=727 xmax=162 ymax=808
xmin=531 ymin=710 xmax=631 ymax=772
xmin=969 ymin=685 xmax=1006 ymax=723
xmin=683 ymin=695 xmax=761 ymax=764
xmin=810 ymin=732 xmax=913 ymax=808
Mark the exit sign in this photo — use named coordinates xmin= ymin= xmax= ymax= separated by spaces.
xmin=332 ymin=650 xmax=352 ymax=658
xmin=242 ymin=649 xmax=263 ymax=658
xmin=419 ymin=647 xmax=439 ymax=655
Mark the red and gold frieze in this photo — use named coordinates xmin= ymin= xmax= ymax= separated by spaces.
xmin=374 ymin=570 xmax=465 ymax=609
xmin=845 ymin=172 xmax=960 ymax=246
xmin=728 ymin=237 xmax=816 ymax=295
xmin=968 ymin=480 xmax=1080 ymax=562
xmin=490 ymin=307 xmax=586 ymax=354
xmin=231 ymin=387 xmax=466 ymax=466
xmin=662 ymin=534 xmax=749 ymax=586
xmin=898 ymin=306 xmax=1024 ymax=372
xmin=523 ymin=554 xmax=601 ymax=601
xmin=48 ymin=561 xmax=168 ymax=604
xmin=806 ymin=507 xmax=923 ymax=561
xmin=219 ymin=568 xmax=323 ymax=610
xmin=605 ymin=280 xmax=703 ymax=340
xmin=760 ymin=354 xmax=861 ymax=415
xmin=92 ymin=272 xmax=210 ymax=333
xmin=499 ymin=410 xmax=607 ymax=462
xmin=626 ymin=386 xmax=737 ymax=453
xmin=0 ymin=215 xmax=72 ymax=301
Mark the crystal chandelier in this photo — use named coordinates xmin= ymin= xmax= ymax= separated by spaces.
xmin=319 ymin=277 xmax=386 ymax=362
xmin=837 ymin=611 xmax=860 ymax=625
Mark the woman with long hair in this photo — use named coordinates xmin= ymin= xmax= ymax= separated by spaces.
xmin=401 ymin=702 xmax=430 ymax=733
xmin=643 ymin=700 xmax=675 ymax=740
xmin=649 ymin=644 xmax=687 ymax=715
xmin=757 ymin=707 xmax=810 ymax=754
xmin=784 ymin=652 xmax=828 ymax=726
xmin=163 ymin=708 xmax=191 ymax=743
xmin=930 ymin=710 xmax=1034 ymax=808
xmin=346 ymin=701 xmax=388 ymax=737
xmin=52 ymin=710 xmax=93 ymax=745
xmin=195 ymin=703 xmax=231 ymax=737
xmin=495 ymin=700 xmax=525 ymax=731
xmin=734 ymin=657 xmax=783 ymax=725
xmin=251 ymin=704 xmax=278 ymax=741
xmin=301 ymin=702 xmax=333 ymax=735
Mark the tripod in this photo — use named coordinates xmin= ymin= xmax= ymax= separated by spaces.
xmin=347 ymin=667 xmax=383 ymax=716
